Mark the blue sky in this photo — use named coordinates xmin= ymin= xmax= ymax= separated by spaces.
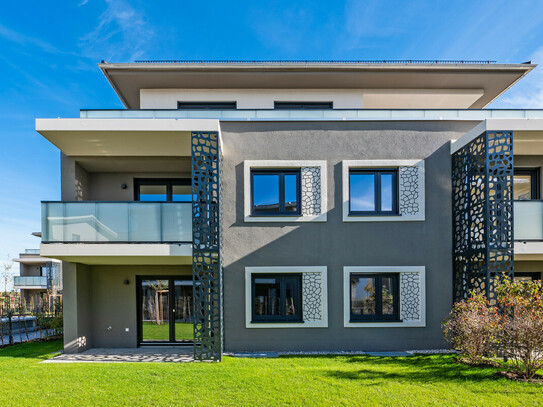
xmin=1 ymin=0 xmax=543 ymax=285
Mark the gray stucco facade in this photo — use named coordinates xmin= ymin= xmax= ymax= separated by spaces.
xmin=220 ymin=120 xmax=475 ymax=351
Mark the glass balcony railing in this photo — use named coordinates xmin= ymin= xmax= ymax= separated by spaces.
xmin=13 ymin=276 xmax=48 ymax=288
xmin=41 ymin=202 xmax=192 ymax=243
xmin=79 ymin=108 xmax=543 ymax=121
xmin=514 ymin=200 xmax=543 ymax=241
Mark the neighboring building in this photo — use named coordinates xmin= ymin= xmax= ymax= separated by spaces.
xmin=13 ymin=249 xmax=62 ymax=307
xmin=35 ymin=60 xmax=543 ymax=360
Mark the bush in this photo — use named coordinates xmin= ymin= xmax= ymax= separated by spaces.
xmin=442 ymin=292 xmax=500 ymax=363
xmin=495 ymin=277 xmax=543 ymax=379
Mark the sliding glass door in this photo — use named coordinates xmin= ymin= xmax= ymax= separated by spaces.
xmin=138 ymin=276 xmax=193 ymax=345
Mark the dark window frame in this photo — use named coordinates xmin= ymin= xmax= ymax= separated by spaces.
xmin=134 ymin=178 xmax=191 ymax=202
xmin=514 ymin=168 xmax=540 ymax=200
xmin=274 ymin=101 xmax=333 ymax=110
xmin=349 ymin=273 xmax=400 ymax=322
xmin=349 ymin=169 xmax=399 ymax=216
xmin=250 ymin=169 xmax=301 ymax=216
xmin=513 ymin=272 xmax=541 ymax=282
xmin=177 ymin=101 xmax=237 ymax=110
xmin=251 ymin=273 xmax=303 ymax=323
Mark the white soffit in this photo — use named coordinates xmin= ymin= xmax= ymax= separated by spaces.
xmin=35 ymin=118 xmax=219 ymax=156
xmin=451 ymin=119 xmax=543 ymax=154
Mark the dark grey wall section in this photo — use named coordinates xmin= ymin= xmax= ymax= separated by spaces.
xmin=84 ymin=265 xmax=190 ymax=348
xmin=220 ymin=120 xmax=477 ymax=352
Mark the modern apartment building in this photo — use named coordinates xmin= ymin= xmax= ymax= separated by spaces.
xmin=13 ymin=249 xmax=62 ymax=306
xmin=36 ymin=60 xmax=543 ymax=360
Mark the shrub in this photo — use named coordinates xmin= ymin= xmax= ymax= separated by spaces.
xmin=495 ymin=278 xmax=543 ymax=379
xmin=442 ymin=292 xmax=500 ymax=363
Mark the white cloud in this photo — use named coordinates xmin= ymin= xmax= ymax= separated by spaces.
xmin=493 ymin=47 xmax=543 ymax=108
xmin=0 ymin=22 xmax=62 ymax=55
xmin=79 ymin=0 xmax=154 ymax=61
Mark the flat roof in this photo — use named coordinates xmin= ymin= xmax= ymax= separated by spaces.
xmin=99 ymin=61 xmax=536 ymax=109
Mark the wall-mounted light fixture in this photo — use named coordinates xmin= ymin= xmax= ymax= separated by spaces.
xmin=123 ymin=279 xmax=130 ymax=285
xmin=121 ymin=183 xmax=127 ymax=189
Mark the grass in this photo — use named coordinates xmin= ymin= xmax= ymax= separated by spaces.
xmin=142 ymin=321 xmax=193 ymax=341
xmin=1 ymin=341 xmax=542 ymax=407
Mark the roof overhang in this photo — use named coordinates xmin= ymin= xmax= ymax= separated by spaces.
xmin=99 ymin=62 xmax=536 ymax=109
xmin=35 ymin=118 xmax=218 ymax=156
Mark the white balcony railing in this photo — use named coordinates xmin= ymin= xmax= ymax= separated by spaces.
xmin=41 ymin=202 xmax=192 ymax=243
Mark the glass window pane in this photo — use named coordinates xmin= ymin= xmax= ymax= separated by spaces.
xmin=284 ymin=174 xmax=299 ymax=213
xmin=172 ymin=184 xmax=193 ymax=202
xmin=254 ymin=277 xmax=281 ymax=316
xmin=514 ymin=175 xmax=533 ymax=200
xmin=351 ymin=276 xmax=376 ymax=315
xmin=381 ymin=277 xmax=395 ymax=315
xmin=284 ymin=278 xmax=300 ymax=316
xmin=139 ymin=184 xmax=167 ymax=201
xmin=380 ymin=173 xmax=394 ymax=211
xmin=253 ymin=174 xmax=280 ymax=213
xmin=350 ymin=173 xmax=375 ymax=212
xmin=141 ymin=280 xmax=170 ymax=341
xmin=174 ymin=280 xmax=193 ymax=341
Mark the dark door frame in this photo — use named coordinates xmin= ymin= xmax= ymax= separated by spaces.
xmin=136 ymin=275 xmax=193 ymax=347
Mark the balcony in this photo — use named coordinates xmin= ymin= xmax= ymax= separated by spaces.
xmin=42 ymin=201 xmax=192 ymax=243
xmin=79 ymin=108 xmax=543 ymax=121
xmin=13 ymin=276 xmax=48 ymax=289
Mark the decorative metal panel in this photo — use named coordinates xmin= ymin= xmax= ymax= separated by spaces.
xmin=301 ymin=272 xmax=323 ymax=321
xmin=452 ymin=131 xmax=514 ymax=302
xmin=400 ymin=272 xmax=422 ymax=321
xmin=301 ymin=167 xmax=322 ymax=215
xmin=192 ymin=131 xmax=223 ymax=361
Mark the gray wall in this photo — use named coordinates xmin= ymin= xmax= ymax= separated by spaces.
xmin=220 ymin=120 xmax=477 ymax=352
xmin=63 ymin=263 xmax=191 ymax=351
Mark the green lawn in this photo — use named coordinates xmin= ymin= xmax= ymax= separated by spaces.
xmin=142 ymin=321 xmax=193 ymax=341
xmin=1 ymin=341 xmax=541 ymax=407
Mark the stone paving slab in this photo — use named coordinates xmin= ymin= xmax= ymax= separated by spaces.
xmin=233 ymin=352 xmax=279 ymax=358
xmin=42 ymin=347 xmax=194 ymax=363
xmin=366 ymin=351 xmax=413 ymax=357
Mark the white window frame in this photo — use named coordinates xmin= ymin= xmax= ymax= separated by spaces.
xmin=245 ymin=266 xmax=328 ymax=328
xmin=342 ymin=160 xmax=425 ymax=222
xmin=244 ymin=160 xmax=327 ymax=222
xmin=343 ymin=266 xmax=426 ymax=328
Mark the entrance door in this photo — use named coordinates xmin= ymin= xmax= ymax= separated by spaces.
xmin=137 ymin=276 xmax=194 ymax=345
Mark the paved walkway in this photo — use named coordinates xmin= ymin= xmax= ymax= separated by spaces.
xmin=42 ymin=347 xmax=194 ymax=363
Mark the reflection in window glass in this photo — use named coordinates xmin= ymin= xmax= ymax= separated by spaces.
xmin=139 ymin=185 xmax=167 ymax=201
xmin=350 ymin=173 xmax=375 ymax=212
xmin=381 ymin=173 xmax=393 ymax=212
xmin=350 ymin=274 xmax=399 ymax=321
xmin=514 ymin=175 xmax=534 ymax=200
xmin=172 ymin=185 xmax=193 ymax=202
xmin=284 ymin=174 xmax=299 ymax=213
xmin=381 ymin=277 xmax=395 ymax=315
xmin=253 ymin=174 xmax=280 ymax=213
xmin=254 ymin=277 xmax=281 ymax=317
xmin=350 ymin=276 xmax=376 ymax=316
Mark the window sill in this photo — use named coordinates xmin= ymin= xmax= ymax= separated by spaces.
xmin=244 ymin=214 xmax=327 ymax=223
xmin=343 ymin=214 xmax=423 ymax=222
xmin=251 ymin=320 xmax=303 ymax=324
xmin=349 ymin=319 xmax=402 ymax=324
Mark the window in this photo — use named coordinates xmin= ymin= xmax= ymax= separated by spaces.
xmin=350 ymin=274 xmax=399 ymax=322
xmin=177 ymin=101 xmax=237 ymax=110
xmin=274 ymin=101 xmax=333 ymax=110
xmin=135 ymin=179 xmax=192 ymax=202
xmin=514 ymin=169 xmax=539 ymax=200
xmin=513 ymin=272 xmax=541 ymax=283
xmin=251 ymin=170 xmax=301 ymax=215
xmin=252 ymin=274 xmax=302 ymax=322
xmin=349 ymin=169 xmax=398 ymax=215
